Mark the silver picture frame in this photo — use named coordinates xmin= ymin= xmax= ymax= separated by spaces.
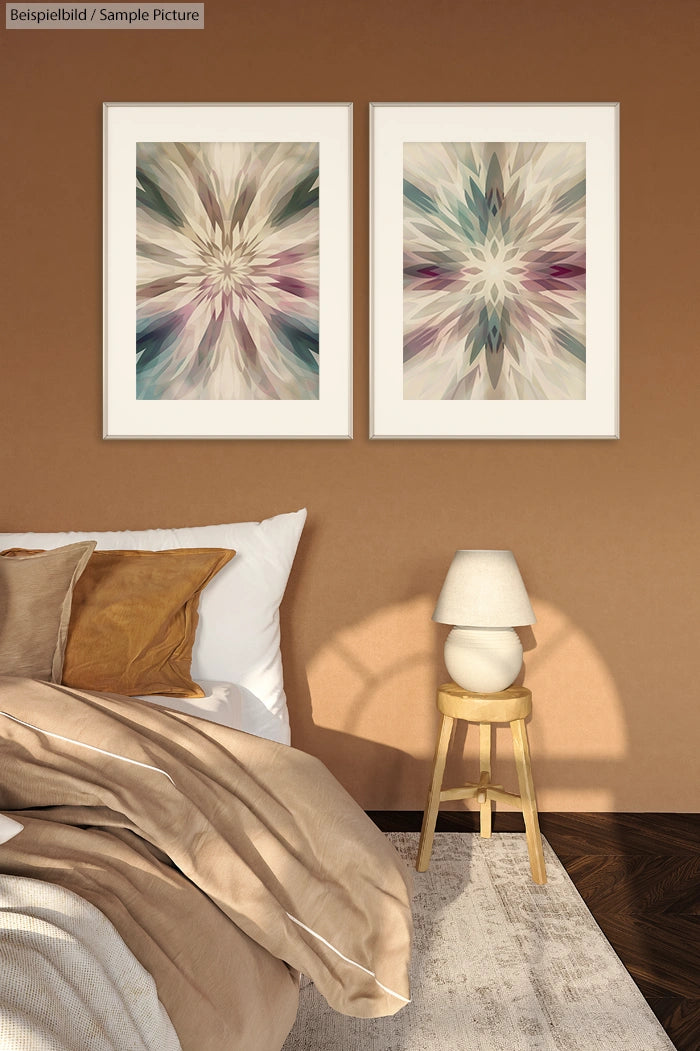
xmin=104 ymin=102 xmax=353 ymax=439
xmin=370 ymin=102 xmax=619 ymax=439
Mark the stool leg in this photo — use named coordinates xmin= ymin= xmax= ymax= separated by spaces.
xmin=479 ymin=722 xmax=492 ymax=839
xmin=510 ymin=718 xmax=547 ymax=885
xmin=416 ymin=713 xmax=454 ymax=872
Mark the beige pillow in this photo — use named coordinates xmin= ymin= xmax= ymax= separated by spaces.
xmin=0 ymin=541 xmax=96 ymax=681
xmin=4 ymin=547 xmax=235 ymax=698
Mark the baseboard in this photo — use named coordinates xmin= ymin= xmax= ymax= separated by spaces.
xmin=367 ymin=810 xmax=524 ymax=832
xmin=367 ymin=811 xmax=700 ymax=836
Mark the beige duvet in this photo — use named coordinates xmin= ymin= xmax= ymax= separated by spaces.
xmin=0 ymin=676 xmax=412 ymax=1050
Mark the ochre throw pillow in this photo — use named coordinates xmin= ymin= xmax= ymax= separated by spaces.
xmin=2 ymin=547 xmax=234 ymax=697
xmin=0 ymin=541 xmax=96 ymax=682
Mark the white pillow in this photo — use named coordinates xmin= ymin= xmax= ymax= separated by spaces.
xmin=0 ymin=510 xmax=306 ymax=732
xmin=0 ymin=814 xmax=24 ymax=845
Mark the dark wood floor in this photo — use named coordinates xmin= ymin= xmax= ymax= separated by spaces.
xmin=368 ymin=811 xmax=700 ymax=1051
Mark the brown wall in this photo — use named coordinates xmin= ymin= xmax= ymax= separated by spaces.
xmin=1 ymin=0 xmax=698 ymax=811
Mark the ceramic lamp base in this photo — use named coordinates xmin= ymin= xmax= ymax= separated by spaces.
xmin=443 ymin=626 xmax=523 ymax=693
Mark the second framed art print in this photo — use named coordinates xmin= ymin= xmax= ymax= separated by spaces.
xmin=370 ymin=103 xmax=619 ymax=439
xmin=104 ymin=103 xmax=352 ymax=438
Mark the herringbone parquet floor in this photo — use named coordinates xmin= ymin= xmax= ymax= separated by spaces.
xmin=369 ymin=812 xmax=700 ymax=1051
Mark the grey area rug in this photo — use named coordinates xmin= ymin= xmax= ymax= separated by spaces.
xmin=282 ymin=833 xmax=676 ymax=1050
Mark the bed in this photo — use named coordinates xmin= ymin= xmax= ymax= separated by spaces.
xmin=0 ymin=511 xmax=413 ymax=1050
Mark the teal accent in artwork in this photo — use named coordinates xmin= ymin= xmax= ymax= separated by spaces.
xmin=554 ymin=327 xmax=586 ymax=362
xmin=270 ymin=314 xmax=319 ymax=374
xmin=467 ymin=178 xmax=490 ymax=237
xmin=270 ymin=168 xmax=319 ymax=227
xmin=403 ymin=179 xmax=439 ymax=216
xmin=136 ymin=168 xmax=184 ymax=229
xmin=553 ymin=179 xmax=586 ymax=213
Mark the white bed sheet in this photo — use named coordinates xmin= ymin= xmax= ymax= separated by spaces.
xmin=138 ymin=681 xmax=291 ymax=745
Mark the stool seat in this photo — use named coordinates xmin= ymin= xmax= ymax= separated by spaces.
xmin=437 ymin=682 xmax=532 ymax=723
xmin=416 ymin=682 xmax=547 ymax=884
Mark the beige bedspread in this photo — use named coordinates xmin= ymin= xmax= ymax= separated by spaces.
xmin=0 ymin=676 xmax=412 ymax=1050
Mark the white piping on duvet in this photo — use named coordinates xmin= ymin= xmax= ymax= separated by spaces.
xmin=285 ymin=911 xmax=411 ymax=1005
xmin=0 ymin=711 xmax=176 ymax=787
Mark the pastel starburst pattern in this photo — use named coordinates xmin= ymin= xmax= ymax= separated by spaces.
xmin=403 ymin=142 xmax=586 ymax=400
xmin=136 ymin=141 xmax=320 ymax=400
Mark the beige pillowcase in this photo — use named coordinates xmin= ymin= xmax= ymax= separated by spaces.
xmin=0 ymin=541 xmax=96 ymax=681
xmin=63 ymin=547 xmax=235 ymax=697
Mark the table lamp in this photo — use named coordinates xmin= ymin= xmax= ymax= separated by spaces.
xmin=432 ymin=550 xmax=536 ymax=693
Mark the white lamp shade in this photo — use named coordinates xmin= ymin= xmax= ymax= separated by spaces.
xmin=432 ymin=550 xmax=536 ymax=627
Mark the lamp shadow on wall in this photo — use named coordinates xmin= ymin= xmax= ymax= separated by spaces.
xmin=281 ymin=582 xmax=631 ymax=815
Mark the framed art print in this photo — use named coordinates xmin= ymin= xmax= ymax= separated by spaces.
xmin=370 ymin=103 xmax=619 ymax=439
xmin=104 ymin=103 xmax=352 ymax=438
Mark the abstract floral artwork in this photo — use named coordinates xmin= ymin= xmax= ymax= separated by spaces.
xmin=371 ymin=104 xmax=618 ymax=438
xmin=104 ymin=104 xmax=352 ymax=438
xmin=403 ymin=142 xmax=586 ymax=401
xmin=136 ymin=141 xmax=320 ymax=401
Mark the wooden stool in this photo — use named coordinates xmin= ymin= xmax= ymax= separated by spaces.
xmin=416 ymin=682 xmax=547 ymax=884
